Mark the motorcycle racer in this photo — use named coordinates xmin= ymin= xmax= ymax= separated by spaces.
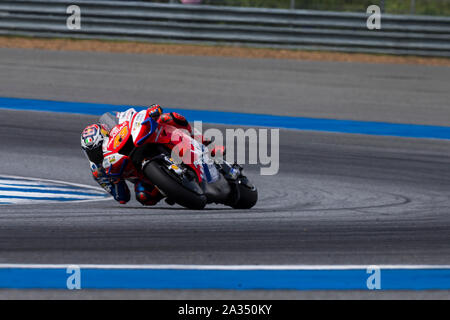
xmin=81 ymin=104 xmax=201 ymax=206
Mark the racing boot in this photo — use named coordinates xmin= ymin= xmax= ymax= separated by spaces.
xmin=135 ymin=181 xmax=164 ymax=206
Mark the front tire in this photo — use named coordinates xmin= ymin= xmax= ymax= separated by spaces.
xmin=144 ymin=160 xmax=207 ymax=210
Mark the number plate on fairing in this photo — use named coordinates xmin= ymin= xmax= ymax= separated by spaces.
xmin=106 ymin=121 xmax=131 ymax=153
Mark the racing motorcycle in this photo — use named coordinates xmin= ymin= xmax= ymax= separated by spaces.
xmin=101 ymin=109 xmax=258 ymax=210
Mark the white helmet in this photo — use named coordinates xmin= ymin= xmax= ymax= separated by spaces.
xmin=81 ymin=124 xmax=107 ymax=164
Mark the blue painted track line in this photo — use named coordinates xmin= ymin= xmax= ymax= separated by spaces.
xmin=0 ymin=183 xmax=87 ymax=189
xmin=0 ymin=186 xmax=106 ymax=197
xmin=0 ymin=175 xmax=111 ymax=205
xmin=0 ymin=266 xmax=450 ymax=290
xmin=0 ymin=195 xmax=86 ymax=201
xmin=0 ymin=177 xmax=87 ymax=189
xmin=1 ymin=97 xmax=450 ymax=140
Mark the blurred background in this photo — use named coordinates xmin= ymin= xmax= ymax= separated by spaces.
xmin=1 ymin=0 xmax=449 ymax=57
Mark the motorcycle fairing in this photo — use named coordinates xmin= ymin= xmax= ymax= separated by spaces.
xmin=104 ymin=109 xmax=220 ymax=186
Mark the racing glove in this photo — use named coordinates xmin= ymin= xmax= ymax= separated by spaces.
xmin=90 ymin=162 xmax=130 ymax=204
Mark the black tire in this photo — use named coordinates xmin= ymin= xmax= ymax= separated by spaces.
xmin=144 ymin=160 xmax=207 ymax=210
xmin=232 ymin=182 xmax=258 ymax=209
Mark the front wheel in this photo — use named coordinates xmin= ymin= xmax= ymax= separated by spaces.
xmin=144 ymin=160 xmax=207 ymax=210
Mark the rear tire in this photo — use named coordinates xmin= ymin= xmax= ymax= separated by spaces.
xmin=232 ymin=181 xmax=258 ymax=209
xmin=144 ymin=160 xmax=207 ymax=210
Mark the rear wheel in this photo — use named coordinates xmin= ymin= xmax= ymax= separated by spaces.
xmin=144 ymin=160 xmax=207 ymax=210
xmin=232 ymin=178 xmax=258 ymax=209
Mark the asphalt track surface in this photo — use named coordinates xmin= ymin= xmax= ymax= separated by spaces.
xmin=0 ymin=48 xmax=449 ymax=298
